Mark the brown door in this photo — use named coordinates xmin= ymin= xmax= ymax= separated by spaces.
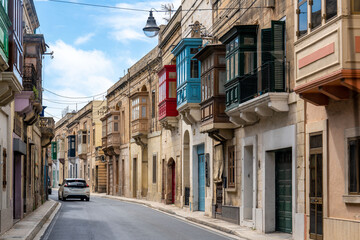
xmin=161 ymin=159 xmax=165 ymax=200
xmin=121 ymin=159 xmax=125 ymax=196
xmin=309 ymin=134 xmax=323 ymax=240
xmin=133 ymin=158 xmax=137 ymax=198
xmin=115 ymin=159 xmax=119 ymax=194
xmin=171 ymin=163 xmax=175 ymax=204
xmin=216 ymin=183 xmax=222 ymax=214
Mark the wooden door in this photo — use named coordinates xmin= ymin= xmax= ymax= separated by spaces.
xmin=198 ymin=154 xmax=205 ymax=211
xmin=171 ymin=163 xmax=175 ymax=204
xmin=309 ymin=134 xmax=323 ymax=240
xmin=275 ymin=150 xmax=292 ymax=233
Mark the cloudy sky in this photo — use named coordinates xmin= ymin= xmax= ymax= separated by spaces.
xmin=35 ymin=0 xmax=180 ymax=121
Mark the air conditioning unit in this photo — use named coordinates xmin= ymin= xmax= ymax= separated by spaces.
xmin=265 ymin=0 xmax=275 ymax=8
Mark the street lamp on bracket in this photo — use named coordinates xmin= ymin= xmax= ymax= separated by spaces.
xmin=143 ymin=10 xmax=160 ymax=38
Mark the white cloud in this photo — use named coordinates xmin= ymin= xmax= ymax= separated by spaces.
xmin=43 ymin=40 xmax=115 ymax=119
xmin=74 ymin=33 xmax=95 ymax=45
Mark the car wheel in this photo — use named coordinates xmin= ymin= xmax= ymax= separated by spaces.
xmin=58 ymin=195 xmax=60 ymax=201
xmin=86 ymin=197 xmax=90 ymax=201
xmin=63 ymin=197 xmax=66 ymax=201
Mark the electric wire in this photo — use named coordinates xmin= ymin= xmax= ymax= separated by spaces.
xmin=44 ymin=111 xmax=61 ymax=119
xmin=43 ymin=88 xmax=107 ymax=99
xmin=46 ymin=0 xmax=266 ymax=12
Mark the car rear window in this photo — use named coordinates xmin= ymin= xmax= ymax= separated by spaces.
xmin=66 ymin=180 xmax=87 ymax=188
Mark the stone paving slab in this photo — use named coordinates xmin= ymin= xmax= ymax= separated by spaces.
xmin=92 ymin=193 xmax=292 ymax=240
xmin=0 ymin=200 xmax=59 ymax=240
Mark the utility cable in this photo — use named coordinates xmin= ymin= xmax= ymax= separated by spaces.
xmin=46 ymin=0 xmax=266 ymax=12
xmin=43 ymin=88 xmax=107 ymax=99
xmin=45 ymin=111 xmax=61 ymax=119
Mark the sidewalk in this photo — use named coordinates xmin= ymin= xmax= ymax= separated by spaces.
xmin=0 ymin=200 xmax=59 ymax=240
xmin=92 ymin=193 xmax=292 ymax=240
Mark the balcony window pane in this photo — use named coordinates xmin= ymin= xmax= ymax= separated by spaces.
xmin=299 ymin=2 xmax=308 ymax=36
xmin=353 ymin=0 xmax=360 ymax=13
xmin=190 ymin=60 xmax=199 ymax=78
xmin=82 ymin=133 xmax=86 ymax=144
xmin=107 ymin=121 xmax=112 ymax=133
xmin=114 ymin=122 xmax=118 ymax=132
xmin=169 ymin=82 xmax=176 ymax=98
xmin=210 ymin=73 xmax=214 ymax=97
xmin=142 ymin=97 xmax=146 ymax=103
xmin=219 ymin=70 xmax=226 ymax=94
xmin=235 ymin=51 xmax=239 ymax=77
xmin=204 ymin=76 xmax=208 ymax=100
xmin=244 ymin=52 xmax=255 ymax=74
xmin=244 ymin=36 xmax=255 ymax=46
xmin=311 ymin=0 xmax=321 ymax=29
xmin=141 ymin=106 xmax=146 ymax=118
xmin=169 ymin=72 xmax=176 ymax=79
xmin=230 ymin=55 xmax=234 ymax=79
xmin=201 ymin=78 xmax=205 ymax=101
xmin=219 ymin=55 xmax=225 ymax=65
xmin=226 ymin=58 xmax=230 ymax=81
xmin=234 ymin=37 xmax=239 ymax=48
xmin=326 ymin=0 xmax=337 ymax=20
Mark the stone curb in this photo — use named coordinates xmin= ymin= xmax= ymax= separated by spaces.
xmin=34 ymin=202 xmax=62 ymax=240
xmin=0 ymin=200 xmax=59 ymax=240
xmin=26 ymin=200 xmax=59 ymax=240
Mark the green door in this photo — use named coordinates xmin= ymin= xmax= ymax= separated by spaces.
xmin=275 ymin=150 xmax=292 ymax=233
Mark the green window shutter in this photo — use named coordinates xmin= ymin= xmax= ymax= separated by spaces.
xmin=261 ymin=28 xmax=272 ymax=93
xmin=51 ymin=142 xmax=57 ymax=160
xmin=271 ymin=20 xmax=285 ymax=92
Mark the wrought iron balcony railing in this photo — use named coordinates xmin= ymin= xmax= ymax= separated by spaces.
xmin=225 ymin=60 xmax=286 ymax=109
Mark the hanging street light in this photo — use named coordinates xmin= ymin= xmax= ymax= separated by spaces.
xmin=143 ymin=10 xmax=160 ymax=38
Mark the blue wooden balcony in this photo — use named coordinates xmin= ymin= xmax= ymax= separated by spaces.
xmin=172 ymin=38 xmax=202 ymax=125
xmin=172 ymin=38 xmax=202 ymax=109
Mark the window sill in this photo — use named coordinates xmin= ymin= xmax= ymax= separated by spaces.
xmin=343 ymin=195 xmax=360 ymax=204
xmin=225 ymin=187 xmax=237 ymax=193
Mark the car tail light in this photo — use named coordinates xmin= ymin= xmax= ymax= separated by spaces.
xmin=86 ymin=184 xmax=89 ymax=187
xmin=64 ymin=184 xmax=68 ymax=187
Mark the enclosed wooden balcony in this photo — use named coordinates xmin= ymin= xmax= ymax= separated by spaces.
xmin=58 ymin=139 xmax=65 ymax=163
xmin=194 ymin=44 xmax=234 ymax=141
xmin=220 ymin=23 xmax=289 ymax=126
xmin=39 ymin=117 xmax=55 ymax=147
xmin=77 ymin=130 xmax=88 ymax=160
xmin=294 ymin=15 xmax=360 ymax=106
xmin=101 ymin=110 xmax=120 ymax=155
xmin=158 ymin=65 xmax=179 ymax=130
xmin=131 ymin=88 xmax=148 ymax=148
xmin=172 ymin=38 xmax=203 ymax=125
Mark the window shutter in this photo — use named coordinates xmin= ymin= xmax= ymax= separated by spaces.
xmin=271 ymin=20 xmax=285 ymax=92
xmin=261 ymin=28 xmax=272 ymax=92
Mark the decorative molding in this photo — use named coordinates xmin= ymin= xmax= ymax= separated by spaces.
xmin=298 ymin=43 xmax=335 ymax=69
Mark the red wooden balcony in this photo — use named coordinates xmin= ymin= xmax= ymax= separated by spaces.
xmin=158 ymin=65 xmax=179 ymax=130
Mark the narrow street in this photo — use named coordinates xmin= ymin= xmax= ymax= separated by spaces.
xmin=43 ymin=190 xmax=237 ymax=240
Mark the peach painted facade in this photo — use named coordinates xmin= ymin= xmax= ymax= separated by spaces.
xmin=294 ymin=0 xmax=360 ymax=239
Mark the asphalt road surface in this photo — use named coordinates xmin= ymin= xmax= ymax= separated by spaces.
xmin=43 ymin=190 xmax=237 ymax=240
